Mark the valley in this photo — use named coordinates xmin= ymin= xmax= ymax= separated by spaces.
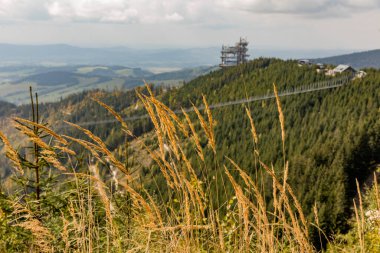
xmin=0 ymin=64 xmax=214 ymax=104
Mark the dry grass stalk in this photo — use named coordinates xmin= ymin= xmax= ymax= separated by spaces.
xmin=138 ymin=133 xmax=182 ymax=191
xmin=13 ymin=119 xmax=74 ymax=171
xmin=17 ymin=219 xmax=54 ymax=252
xmin=285 ymin=184 xmax=308 ymax=234
xmin=182 ymin=109 xmax=204 ymax=161
xmin=184 ymin=190 xmax=191 ymax=228
xmin=148 ymin=224 xmax=211 ymax=232
xmin=182 ymin=177 xmax=205 ymax=218
xmin=202 ymin=95 xmax=216 ymax=152
xmin=13 ymin=117 xmax=68 ymax=145
xmin=92 ymin=97 xmax=133 ymax=136
xmin=54 ymin=145 xmax=76 ymax=156
xmin=224 ymin=160 xmax=282 ymax=252
xmin=64 ymin=121 xmax=132 ymax=179
xmin=0 ymin=85 xmax=326 ymax=252
xmin=68 ymin=173 xmax=96 ymax=252
xmin=164 ymin=157 xmax=182 ymax=189
xmin=179 ymin=149 xmax=196 ymax=180
xmin=119 ymin=181 xmax=162 ymax=227
xmin=313 ymin=203 xmax=323 ymax=249
xmin=224 ymin=166 xmax=251 ymax=250
xmin=145 ymin=94 xmax=190 ymax=161
xmin=273 ymin=83 xmax=285 ymax=146
xmin=158 ymin=110 xmax=180 ymax=159
xmin=374 ymin=172 xmax=379 ymax=211
xmin=138 ymin=86 xmax=189 ymax=161
xmin=226 ymin=158 xmax=264 ymax=207
xmin=142 ymin=188 xmax=164 ymax=228
xmin=63 ymin=135 xmax=102 ymax=161
xmin=138 ymin=89 xmax=314 ymax=251
xmin=12 ymin=203 xmax=54 ymax=253
xmin=216 ymin=214 xmax=226 ymax=252
xmin=145 ymin=147 xmax=175 ymax=189
xmin=14 ymin=121 xmax=38 ymax=139
xmin=259 ymin=161 xmax=312 ymax=252
xmin=0 ymin=131 xmax=23 ymax=174
xmin=89 ymin=165 xmax=114 ymax=230
xmin=143 ymin=83 xmax=187 ymax=135
xmin=28 ymin=136 xmax=51 ymax=150
xmin=353 ymin=200 xmax=364 ymax=253
xmin=60 ymin=213 xmax=71 ymax=253
xmin=137 ymin=92 xmax=165 ymax=157
xmin=192 ymin=103 xmax=216 ymax=153
xmin=40 ymin=149 xmax=67 ymax=171
xmin=283 ymin=160 xmax=289 ymax=192
xmin=226 ymin=157 xmax=269 ymax=226
xmin=355 ymin=179 xmax=365 ymax=253
xmin=150 ymin=145 xmax=181 ymax=189
xmin=245 ymin=106 xmax=259 ymax=145
xmin=153 ymin=97 xmax=187 ymax=136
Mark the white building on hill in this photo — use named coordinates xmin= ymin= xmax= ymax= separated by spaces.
xmin=333 ymin=64 xmax=356 ymax=75
xmin=325 ymin=64 xmax=357 ymax=77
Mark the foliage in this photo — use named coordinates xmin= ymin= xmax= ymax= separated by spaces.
xmin=0 ymin=101 xmax=16 ymax=117
xmin=0 ymin=83 xmax=317 ymax=252
xmin=327 ymin=172 xmax=380 ymax=252
xmin=0 ymin=193 xmax=31 ymax=252
xmin=0 ymin=58 xmax=379 ymax=251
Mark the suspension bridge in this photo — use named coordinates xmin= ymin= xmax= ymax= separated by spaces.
xmin=65 ymin=74 xmax=354 ymax=128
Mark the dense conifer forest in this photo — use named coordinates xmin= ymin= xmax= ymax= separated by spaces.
xmin=0 ymin=58 xmax=379 ymax=252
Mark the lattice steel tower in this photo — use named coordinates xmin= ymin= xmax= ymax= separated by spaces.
xmin=220 ymin=37 xmax=249 ymax=68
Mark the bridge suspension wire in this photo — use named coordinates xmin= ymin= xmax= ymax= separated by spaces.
xmin=61 ymin=75 xmax=353 ymax=128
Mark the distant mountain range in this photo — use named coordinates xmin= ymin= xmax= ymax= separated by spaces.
xmin=1 ymin=43 xmax=376 ymax=68
xmin=0 ymin=44 xmax=220 ymax=68
xmin=314 ymin=49 xmax=380 ymax=69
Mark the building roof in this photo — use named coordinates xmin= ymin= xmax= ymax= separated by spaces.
xmin=298 ymin=59 xmax=310 ymax=64
xmin=333 ymin=64 xmax=356 ymax=73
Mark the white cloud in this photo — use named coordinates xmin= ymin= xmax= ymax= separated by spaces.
xmin=43 ymin=0 xmax=215 ymax=24
xmin=46 ymin=0 xmax=140 ymax=22
xmin=0 ymin=0 xmax=220 ymax=24
xmin=165 ymin=12 xmax=184 ymax=22
xmin=0 ymin=0 xmax=379 ymax=50
xmin=219 ymin=0 xmax=380 ymax=15
xmin=0 ymin=0 xmax=49 ymax=20
xmin=0 ymin=0 xmax=379 ymax=24
xmin=100 ymin=9 xmax=139 ymax=23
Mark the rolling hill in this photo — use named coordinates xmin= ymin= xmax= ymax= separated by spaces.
xmin=314 ymin=49 xmax=380 ymax=69
xmin=0 ymin=65 xmax=213 ymax=104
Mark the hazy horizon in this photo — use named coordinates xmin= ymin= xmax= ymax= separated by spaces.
xmin=0 ymin=42 xmax=371 ymax=66
xmin=0 ymin=41 xmax=367 ymax=53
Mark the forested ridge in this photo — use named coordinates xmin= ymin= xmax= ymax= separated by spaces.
xmin=160 ymin=58 xmax=380 ymax=242
xmin=0 ymin=58 xmax=379 ymax=251
xmin=0 ymin=101 xmax=16 ymax=117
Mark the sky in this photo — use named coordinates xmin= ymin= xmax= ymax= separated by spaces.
xmin=0 ymin=0 xmax=379 ymax=50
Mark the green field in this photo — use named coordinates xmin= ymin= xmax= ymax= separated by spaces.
xmin=0 ymin=65 xmax=213 ymax=104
